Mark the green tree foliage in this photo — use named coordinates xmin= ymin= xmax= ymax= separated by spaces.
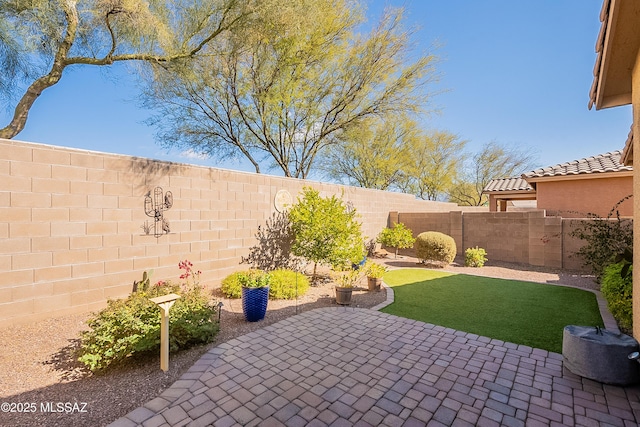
xmin=323 ymin=116 xmax=415 ymax=190
xmin=0 ymin=0 xmax=251 ymax=139
xmin=399 ymin=130 xmax=467 ymax=200
xmin=143 ymin=1 xmax=437 ymax=178
xmin=377 ymin=222 xmax=416 ymax=258
xmin=448 ymin=141 xmax=537 ymax=206
xmin=289 ymin=187 xmax=364 ymax=280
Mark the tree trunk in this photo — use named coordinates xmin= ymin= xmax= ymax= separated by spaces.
xmin=0 ymin=73 xmax=65 ymax=139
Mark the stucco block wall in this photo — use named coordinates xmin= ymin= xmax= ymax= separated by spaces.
xmin=0 ymin=139 xmax=455 ymax=328
xmin=535 ymin=176 xmax=633 ymax=218
xmin=395 ymin=210 xmax=594 ymax=271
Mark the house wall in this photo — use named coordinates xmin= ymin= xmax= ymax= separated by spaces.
xmin=534 ymin=176 xmax=633 ymax=218
xmin=0 ymin=138 xmax=458 ymax=328
xmin=394 ymin=210 xmax=590 ymax=271
xmin=632 ymin=45 xmax=640 ymax=339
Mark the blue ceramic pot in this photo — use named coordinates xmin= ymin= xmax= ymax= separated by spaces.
xmin=242 ymin=286 xmax=269 ymax=322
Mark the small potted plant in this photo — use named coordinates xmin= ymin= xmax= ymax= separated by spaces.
xmin=331 ymin=268 xmax=362 ymax=305
xmin=364 ymin=261 xmax=387 ymax=291
xmin=238 ymin=270 xmax=271 ymax=322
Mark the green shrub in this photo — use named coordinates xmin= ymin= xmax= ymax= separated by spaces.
xmin=465 ymin=247 xmax=487 ymax=267
xmin=78 ymin=280 xmax=218 ymax=372
xmin=221 ymin=271 xmax=246 ymax=298
xmin=415 ymin=231 xmax=456 ymax=266
xmin=269 ymin=269 xmax=310 ymax=299
xmin=377 ymin=223 xmax=416 ymax=258
xmin=569 ymin=195 xmax=632 ymax=279
xmin=237 ymin=270 xmax=271 ymax=288
xmin=601 ymin=263 xmax=633 ymax=333
xmin=222 ymin=269 xmax=309 ymax=300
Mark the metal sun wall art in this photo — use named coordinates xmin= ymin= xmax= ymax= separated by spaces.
xmin=144 ymin=187 xmax=173 ymax=238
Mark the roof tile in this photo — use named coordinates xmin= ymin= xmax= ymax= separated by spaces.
xmin=522 ymin=150 xmax=632 ymax=179
xmin=483 ymin=177 xmax=533 ymax=193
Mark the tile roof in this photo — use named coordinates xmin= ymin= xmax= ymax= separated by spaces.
xmin=483 ymin=177 xmax=534 ymax=193
xmin=523 ymin=150 xmax=632 ymax=179
xmin=588 ymin=0 xmax=611 ymax=110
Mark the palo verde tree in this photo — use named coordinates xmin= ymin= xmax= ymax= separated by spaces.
xmin=0 ymin=0 xmax=251 ymax=139
xmin=448 ymin=140 xmax=537 ymax=206
xmin=398 ymin=130 xmax=467 ymax=200
xmin=142 ymin=1 xmax=437 ymax=178
xmin=288 ymin=187 xmax=364 ymax=282
xmin=322 ymin=116 xmax=416 ymax=190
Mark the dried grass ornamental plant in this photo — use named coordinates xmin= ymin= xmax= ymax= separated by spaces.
xmin=77 ymin=261 xmax=218 ymax=372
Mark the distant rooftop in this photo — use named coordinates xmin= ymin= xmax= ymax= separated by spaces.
xmin=523 ymin=150 xmax=632 ymax=179
xmin=483 ymin=177 xmax=533 ymax=193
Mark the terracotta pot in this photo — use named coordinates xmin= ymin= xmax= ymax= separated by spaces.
xmin=367 ymin=277 xmax=382 ymax=291
xmin=335 ymin=286 xmax=353 ymax=305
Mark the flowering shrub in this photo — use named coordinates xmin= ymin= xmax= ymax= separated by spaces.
xmin=77 ymin=261 xmax=218 ymax=372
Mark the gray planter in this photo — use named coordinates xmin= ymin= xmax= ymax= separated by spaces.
xmin=563 ymin=325 xmax=640 ymax=385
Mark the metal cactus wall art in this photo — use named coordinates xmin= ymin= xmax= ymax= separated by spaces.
xmin=144 ymin=187 xmax=173 ymax=238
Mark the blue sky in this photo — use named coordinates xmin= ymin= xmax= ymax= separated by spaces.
xmin=2 ymin=0 xmax=631 ymax=174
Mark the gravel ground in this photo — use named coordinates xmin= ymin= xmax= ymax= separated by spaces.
xmin=0 ymin=258 xmax=597 ymax=427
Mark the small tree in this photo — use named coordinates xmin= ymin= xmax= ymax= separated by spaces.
xmin=289 ymin=187 xmax=364 ymax=282
xmin=377 ymin=222 xmax=416 ymax=258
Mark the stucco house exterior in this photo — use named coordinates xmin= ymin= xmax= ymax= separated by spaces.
xmin=483 ymin=150 xmax=633 ymax=217
xmin=589 ymin=0 xmax=640 ymax=337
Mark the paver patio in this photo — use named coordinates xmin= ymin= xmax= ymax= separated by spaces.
xmin=109 ymin=306 xmax=640 ymax=427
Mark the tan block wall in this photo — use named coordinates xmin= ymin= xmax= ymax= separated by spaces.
xmin=396 ymin=210 xmax=598 ymax=271
xmin=535 ymin=176 xmax=633 ymax=218
xmin=0 ymin=139 xmax=457 ymax=328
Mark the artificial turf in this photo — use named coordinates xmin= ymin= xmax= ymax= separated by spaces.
xmin=381 ymin=269 xmax=603 ymax=353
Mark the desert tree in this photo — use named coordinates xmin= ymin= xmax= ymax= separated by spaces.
xmin=142 ymin=1 xmax=438 ymax=178
xmin=322 ymin=116 xmax=416 ymax=190
xmin=0 ymin=0 xmax=251 ymax=139
xmin=398 ymin=130 xmax=467 ymax=200
xmin=447 ymin=140 xmax=537 ymax=206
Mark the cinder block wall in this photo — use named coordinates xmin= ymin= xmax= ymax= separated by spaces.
xmin=0 ymin=139 xmax=456 ymax=328
xmin=395 ymin=210 xmax=603 ymax=271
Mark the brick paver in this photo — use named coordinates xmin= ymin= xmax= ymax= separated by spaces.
xmin=109 ymin=307 xmax=640 ymax=426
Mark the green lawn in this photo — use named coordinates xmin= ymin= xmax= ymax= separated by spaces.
xmin=381 ymin=269 xmax=603 ymax=353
